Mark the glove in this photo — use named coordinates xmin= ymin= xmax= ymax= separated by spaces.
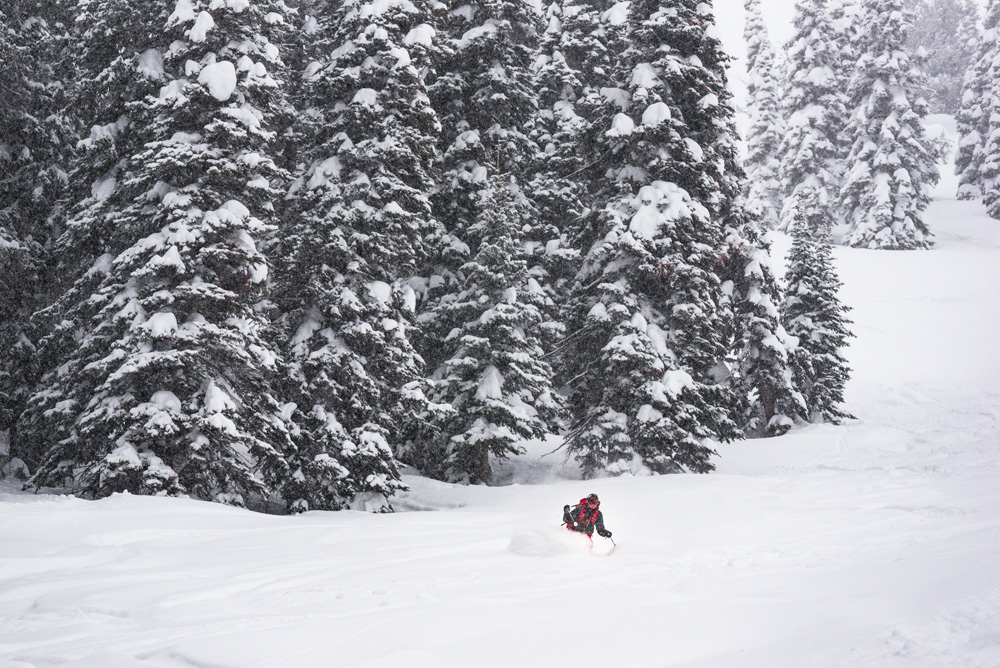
xmin=598 ymin=529 xmax=612 ymax=538
xmin=563 ymin=505 xmax=570 ymax=513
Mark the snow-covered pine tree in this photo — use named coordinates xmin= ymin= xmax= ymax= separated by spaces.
xmin=526 ymin=0 xmax=590 ymax=318
xmin=423 ymin=180 xmax=560 ymax=484
xmin=406 ymin=0 xmax=564 ymax=481
xmin=560 ymin=0 xmax=738 ymax=476
xmin=633 ymin=0 xmax=738 ymax=217
xmin=0 ymin=7 xmax=38 ymax=475
xmin=0 ymin=2 xmax=70 ymax=253
xmin=264 ymin=1 xmax=316 ymax=174
xmin=778 ymin=0 xmax=852 ymax=234
xmin=724 ymin=212 xmax=806 ymax=437
xmin=424 ymin=0 xmax=551 ymax=348
xmin=430 ymin=0 xmax=542 ymax=230
xmin=553 ymin=0 xmax=631 ymax=255
xmin=529 ymin=0 xmax=631 ymax=298
xmin=0 ymin=2 xmax=74 ymax=477
xmin=16 ymin=0 xmax=297 ymax=508
xmin=831 ymin=0 xmax=864 ymax=59
xmin=839 ymin=0 xmax=940 ymax=249
xmin=905 ymin=0 xmax=981 ymax=114
xmin=0 ymin=0 xmax=74 ymax=210
xmin=954 ymin=0 xmax=994 ymax=201
xmin=563 ymin=183 xmax=738 ymax=476
xmin=646 ymin=1 xmax=798 ymax=440
xmin=274 ymin=0 xmax=448 ymax=508
xmin=722 ymin=215 xmax=804 ymax=440
xmin=956 ymin=0 xmax=981 ymax=59
xmin=743 ymin=0 xmax=785 ymax=230
xmin=44 ymin=0 xmax=172 ymax=304
xmin=978 ymin=0 xmax=1000 ymax=219
xmin=0 ymin=9 xmax=34 ymax=431
xmin=781 ymin=202 xmax=853 ymax=424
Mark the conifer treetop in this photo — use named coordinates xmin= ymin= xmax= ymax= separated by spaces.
xmin=840 ymin=0 xmax=940 ymax=249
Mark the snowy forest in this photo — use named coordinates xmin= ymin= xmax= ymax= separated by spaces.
xmin=0 ymin=0 xmax=996 ymax=514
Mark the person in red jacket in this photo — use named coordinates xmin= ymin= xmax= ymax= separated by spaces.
xmin=563 ymin=493 xmax=612 ymax=538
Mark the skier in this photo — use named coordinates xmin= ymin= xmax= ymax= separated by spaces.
xmin=563 ymin=493 xmax=613 ymax=538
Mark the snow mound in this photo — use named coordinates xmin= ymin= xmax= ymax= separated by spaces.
xmin=199 ymin=61 xmax=237 ymax=101
xmin=188 ymin=11 xmax=215 ymax=42
xmin=642 ymin=101 xmax=671 ymax=127
xmin=404 ymin=23 xmax=435 ymax=47
xmin=607 ymin=113 xmax=635 ymax=137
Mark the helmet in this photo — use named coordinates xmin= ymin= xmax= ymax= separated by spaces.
xmin=586 ymin=493 xmax=599 ymax=503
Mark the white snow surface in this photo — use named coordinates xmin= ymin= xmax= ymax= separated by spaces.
xmin=403 ymin=23 xmax=435 ymax=47
xmin=641 ymin=101 xmax=671 ymax=127
xmin=137 ymin=49 xmax=165 ymax=80
xmin=366 ymin=280 xmax=393 ymax=303
xmin=607 ymin=112 xmax=635 ymax=137
xmin=3 ymin=165 xmax=999 ymax=667
xmin=188 ymin=11 xmax=215 ymax=43
xmin=198 ymin=60 xmax=237 ymax=101
xmin=352 ymin=88 xmax=378 ymax=107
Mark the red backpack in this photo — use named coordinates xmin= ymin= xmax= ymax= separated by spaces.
xmin=570 ymin=497 xmax=599 ymax=527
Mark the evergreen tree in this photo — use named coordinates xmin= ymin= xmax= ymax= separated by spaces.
xmin=274 ymin=0 xmax=445 ymax=507
xmin=0 ymin=2 xmax=73 ymax=475
xmin=955 ymin=0 xmax=994 ymax=201
xmin=430 ymin=0 xmax=542 ymax=234
xmin=559 ymin=0 xmax=741 ymax=476
xmin=563 ymin=183 xmax=737 ymax=476
xmin=724 ymin=214 xmax=806 ymax=437
xmin=778 ymin=0 xmax=852 ymax=234
xmin=636 ymin=1 xmax=795 ymax=443
xmin=0 ymin=7 xmax=38 ymax=473
xmin=905 ymin=0 xmax=980 ymax=114
xmin=424 ymin=0 xmax=552 ymax=354
xmin=840 ymin=0 xmax=940 ymax=249
xmin=655 ymin=1 xmax=798 ymax=440
xmin=529 ymin=0 xmax=628 ymax=306
xmin=48 ymin=0 xmax=171 ymax=299
xmin=743 ymin=0 xmax=785 ymax=229
xmin=526 ymin=0 xmax=589 ymax=317
xmin=409 ymin=0 xmax=564 ymax=481
xmin=781 ymin=204 xmax=853 ymax=424
xmin=831 ymin=0 xmax=864 ymax=57
xmin=17 ymin=0 xmax=297 ymax=508
xmin=636 ymin=0 xmax=739 ymax=218
xmin=0 ymin=1 xmax=73 ymax=243
xmin=424 ymin=181 xmax=560 ymax=483
xmin=0 ymin=8 xmax=38 ymax=454
xmin=551 ymin=0 xmax=631 ymax=258
xmin=978 ymin=0 xmax=1000 ymax=219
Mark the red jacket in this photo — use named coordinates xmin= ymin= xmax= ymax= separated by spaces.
xmin=562 ymin=499 xmax=607 ymax=536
